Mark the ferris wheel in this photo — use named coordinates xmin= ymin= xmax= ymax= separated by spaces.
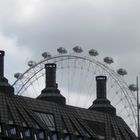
xmin=12 ymin=46 xmax=138 ymax=134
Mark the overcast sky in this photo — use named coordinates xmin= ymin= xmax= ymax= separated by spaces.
xmin=0 ymin=0 xmax=140 ymax=134
xmin=0 ymin=0 xmax=140 ymax=85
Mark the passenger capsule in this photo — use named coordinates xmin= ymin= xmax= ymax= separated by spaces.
xmin=88 ymin=49 xmax=99 ymax=56
xmin=128 ymin=84 xmax=138 ymax=91
xmin=28 ymin=61 xmax=36 ymax=67
xmin=42 ymin=52 xmax=51 ymax=58
xmin=117 ymin=68 xmax=127 ymax=76
xmin=73 ymin=46 xmax=83 ymax=53
xmin=104 ymin=57 xmax=114 ymax=64
xmin=14 ymin=73 xmax=23 ymax=79
xmin=57 ymin=47 xmax=67 ymax=54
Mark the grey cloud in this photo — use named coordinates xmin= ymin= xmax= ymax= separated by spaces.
xmin=0 ymin=0 xmax=140 ymax=83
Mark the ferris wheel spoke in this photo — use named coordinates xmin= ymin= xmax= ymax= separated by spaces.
xmin=81 ymin=64 xmax=93 ymax=97
xmin=32 ymin=67 xmax=41 ymax=94
xmin=67 ymin=57 xmax=70 ymax=103
xmin=18 ymin=81 xmax=30 ymax=96
xmin=83 ymin=73 xmax=95 ymax=107
xmin=110 ymin=89 xmax=120 ymax=102
xmin=12 ymin=53 xmax=137 ymax=133
xmin=74 ymin=60 xmax=85 ymax=106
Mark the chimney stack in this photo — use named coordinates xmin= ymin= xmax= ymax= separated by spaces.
xmin=37 ymin=63 xmax=66 ymax=105
xmin=0 ymin=50 xmax=14 ymax=95
xmin=0 ymin=50 xmax=5 ymax=77
xmin=89 ymin=75 xmax=116 ymax=115
xmin=45 ymin=63 xmax=57 ymax=88
xmin=96 ymin=76 xmax=107 ymax=99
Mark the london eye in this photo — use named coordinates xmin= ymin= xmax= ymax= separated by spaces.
xmin=12 ymin=47 xmax=138 ymax=134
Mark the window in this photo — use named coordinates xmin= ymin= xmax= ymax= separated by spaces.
xmin=37 ymin=131 xmax=45 ymax=140
xmin=77 ymin=136 xmax=83 ymax=140
xmin=23 ymin=128 xmax=31 ymax=138
xmin=35 ymin=112 xmax=55 ymax=131
xmin=10 ymin=128 xmax=16 ymax=135
xmin=64 ymin=134 xmax=70 ymax=140
xmin=51 ymin=133 xmax=58 ymax=140
xmin=7 ymin=127 xmax=17 ymax=137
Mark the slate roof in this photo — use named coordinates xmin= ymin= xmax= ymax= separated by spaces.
xmin=0 ymin=92 xmax=137 ymax=140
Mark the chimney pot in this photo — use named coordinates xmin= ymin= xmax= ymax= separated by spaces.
xmin=45 ymin=63 xmax=57 ymax=88
xmin=0 ymin=50 xmax=5 ymax=77
xmin=0 ymin=50 xmax=14 ymax=95
xmin=96 ymin=76 xmax=107 ymax=99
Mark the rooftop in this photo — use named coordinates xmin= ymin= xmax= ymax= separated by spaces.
xmin=0 ymin=50 xmax=137 ymax=140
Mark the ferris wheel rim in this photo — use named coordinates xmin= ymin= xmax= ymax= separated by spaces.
xmin=12 ymin=53 xmax=125 ymax=85
xmin=12 ymin=53 xmax=137 ymax=130
xmin=12 ymin=54 xmax=136 ymax=104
